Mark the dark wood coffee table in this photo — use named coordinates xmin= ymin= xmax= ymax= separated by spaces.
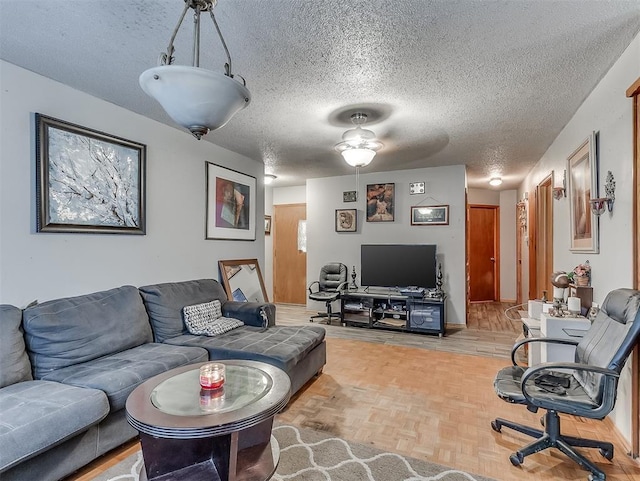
xmin=126 ymin=359 xmax=291 ymax=481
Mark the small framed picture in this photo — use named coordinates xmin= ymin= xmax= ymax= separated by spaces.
xmin=264 ymin=215 xmax=272 ymax=235
xmin=343 ymin=191 xmax=357 ymax=202
xmin=411 ymin=205 xmax=449 ymax=226
xmin=336 ymin=209 xmax=357 ymax=232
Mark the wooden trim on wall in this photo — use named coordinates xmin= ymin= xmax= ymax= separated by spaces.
xmin=626 ymin=77 xmax=640 ymax=458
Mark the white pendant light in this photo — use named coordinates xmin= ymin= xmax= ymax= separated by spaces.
xmin=139 ymin=0 xmax=250 ymax=140
xmin=335 ymin=113 xmax=383 ymax=167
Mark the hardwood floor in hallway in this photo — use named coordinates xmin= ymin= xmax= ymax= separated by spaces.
xmin=66 ymin=301 xmax=640 ymax=481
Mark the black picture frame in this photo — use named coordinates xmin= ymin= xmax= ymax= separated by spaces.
xmin=410 ymin=205 xmax=449 ymax=225
xmin=35 ymin=114 xmax=146 ymax=234
xmin=366 ymin=183 xmax=395 ymax=222
xmin=335 ymin=209 xmax=357 ymax=232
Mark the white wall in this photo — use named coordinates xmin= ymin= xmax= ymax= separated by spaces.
xmin=499 ymin=190 xmax=517 ymax=302
xmin=520 ymin=32 xmax=640 ymax=444
xmin=0 ymin=61 xmax=265 ymax=307
xmin=307 ymin=165 xmax=467 ymax=324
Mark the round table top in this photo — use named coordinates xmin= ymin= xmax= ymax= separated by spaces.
xmin=126 ymin=360 xmax=291 ymax=439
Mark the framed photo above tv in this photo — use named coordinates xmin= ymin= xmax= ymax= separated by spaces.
xmin=336 ymin=209 xmax=357 ymax=232
xmin=205 ymin=162 xmax=256 ymax=240
xmin=35 ymin=114 xmax=146 ymax=234
xmin=366 ymin=183 xmax=394 ymax=222
xmin=411 ymin=205 xmax=449 ymax=226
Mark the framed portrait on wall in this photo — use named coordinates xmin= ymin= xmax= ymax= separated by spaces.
xmin=335 ymin=209 xmax=357 ymax=232
xmin=205 ymin=162 xmax=256 ymax=240
xmin=567 ymin=132 xmax=599 ymax=253
xmin=366 ymin=183 xmax=394 ymax=222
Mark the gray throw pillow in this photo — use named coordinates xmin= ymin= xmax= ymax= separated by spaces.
xmin=183 ymin=300 xmax=244 ymax=336
xmin=0 ymin=304 xmax=33 ymax=387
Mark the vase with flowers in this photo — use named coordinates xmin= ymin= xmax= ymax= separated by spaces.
xmin=568 ymin=261 xmax=591 ymax=287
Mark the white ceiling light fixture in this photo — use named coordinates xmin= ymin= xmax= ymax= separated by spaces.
xmin=139 ymin=0 xmax=250 ymax=140
xmin=489 ymin=177 xmax=503 ymax=186
xmin=264 ymin=174 xmax=277 ymax=185
xmin=335 ymin=113 xmax=383 ymax=167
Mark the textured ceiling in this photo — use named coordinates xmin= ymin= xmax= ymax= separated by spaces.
xmin=1 ymin=1 xmax=639 ymax=188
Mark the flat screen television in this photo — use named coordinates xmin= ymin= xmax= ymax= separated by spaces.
xmin=360 ymin=244 xmax=437 ymax=289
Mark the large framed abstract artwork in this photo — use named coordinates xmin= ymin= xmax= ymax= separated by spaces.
xmin=205 ymin=162 xmax=256 ymax=240
xmin=567 ymin=132 xmax=599 ymax=253
xmin=35 ymin=114 xmax=146 ymax=234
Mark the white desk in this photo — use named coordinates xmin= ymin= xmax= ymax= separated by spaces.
xmin=540 ymin=313 xmax=590 ymax=364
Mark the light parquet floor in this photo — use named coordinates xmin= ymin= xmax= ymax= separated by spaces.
xmin=66 ymin=301 xmax=640 ymax=481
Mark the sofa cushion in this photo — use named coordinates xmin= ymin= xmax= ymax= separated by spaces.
xmin=23 ymin=286 xmax=153 ymax=379
xmin=0 ymin=305 xmax=32 ymax=388
xmin=139 ymin=279 xmax=229 ymax=342
xmin=38 ymin=343 xmax=208 ymax=411
xmin=0 ymin=380 xmax=109 ymax=471
xmin=164 ymin=325 xmax=326 ymax=374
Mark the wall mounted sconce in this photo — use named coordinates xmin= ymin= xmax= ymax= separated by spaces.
xmin=589 ymin=171 xmax=615 ymax=216
xmin=553 ymin=170 xmax=566 ymax=200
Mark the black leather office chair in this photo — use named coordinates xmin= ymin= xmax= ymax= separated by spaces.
xmin=308 ymin=263 xmax=348 ymax=325
xmin=492 ymin=288 xmax=640 ymax=481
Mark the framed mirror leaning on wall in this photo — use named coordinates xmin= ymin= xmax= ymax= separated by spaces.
xmin=219 ymin=259 xmax=269 ymax=303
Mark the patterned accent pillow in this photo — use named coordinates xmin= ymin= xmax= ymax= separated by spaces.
xmin=182 ymin=300 xmax=244 ymax=336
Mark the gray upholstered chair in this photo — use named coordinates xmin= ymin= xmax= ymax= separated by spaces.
xmin=308 ymin=263 xmax=348 ymax=325
xmin=492 ymin=288 xmax=640 ymax=481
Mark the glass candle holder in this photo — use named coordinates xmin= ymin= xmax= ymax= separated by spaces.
xmin=199 ymin=363 xmax=225 ymax=390
xmin=200 ymin=387 xmax=225 ymax=412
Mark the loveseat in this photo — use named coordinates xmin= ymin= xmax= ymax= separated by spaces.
xmin=0 ymin=279 xmax=326 ymax=481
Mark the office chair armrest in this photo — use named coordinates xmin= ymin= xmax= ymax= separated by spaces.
xmin=521 ymin=362 xmax=620 ymax=417
xmin=510 ymin=337 xmax=579 ymax=366
xmin=336 ymin=281 xmax=349 ymax=292
xmin=308 ymin=280 xmax=320 ymax=294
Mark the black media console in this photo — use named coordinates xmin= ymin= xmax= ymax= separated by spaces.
xmin=340 ymin=288 xmax=446 ymax=337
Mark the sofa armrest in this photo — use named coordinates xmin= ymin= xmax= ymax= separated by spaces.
xmin=222 ymin=301 xmax=276 ymax=328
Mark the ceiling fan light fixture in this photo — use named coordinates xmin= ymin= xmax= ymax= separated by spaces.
xmin=335 ymin=113 xmax=383 ymax=167
xmin=139 ymin=0 xmax=250 ymax=139
xmin=342 ymin=148 xmax=376 ymax=167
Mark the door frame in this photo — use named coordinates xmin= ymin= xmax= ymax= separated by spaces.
xmin=626 ymin=77 xmax=640 ymax=457
xmin=528 ymin=174 xmax=553 ymax=301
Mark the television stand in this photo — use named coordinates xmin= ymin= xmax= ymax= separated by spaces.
xmin=340 ymin=288 xmax=446 ymax=337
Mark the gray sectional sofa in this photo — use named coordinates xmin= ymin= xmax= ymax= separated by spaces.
xmin=0 ymin=279 xmax=326 ymax=481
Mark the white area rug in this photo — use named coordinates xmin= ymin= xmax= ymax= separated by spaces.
xmin=96 ymin=424 xmax=496 ymax=481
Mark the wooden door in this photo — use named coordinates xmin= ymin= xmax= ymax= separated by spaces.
xmin=468 ymin=205 xmax=499 ymax=302
xmin=273 ymin=203 xmax=307 ymax=304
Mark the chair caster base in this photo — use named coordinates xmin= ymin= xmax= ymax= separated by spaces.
xmin=509 ymin=452 xmax=524 ymax=467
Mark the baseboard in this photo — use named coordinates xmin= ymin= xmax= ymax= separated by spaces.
xmin=500 ymin=298 xmax=517 ymax=303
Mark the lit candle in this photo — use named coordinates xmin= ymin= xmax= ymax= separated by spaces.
xmin=199 ymin=363 xmax=225 ymax=390
xmin=567 ymin=297 xmax=581 ymax=315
